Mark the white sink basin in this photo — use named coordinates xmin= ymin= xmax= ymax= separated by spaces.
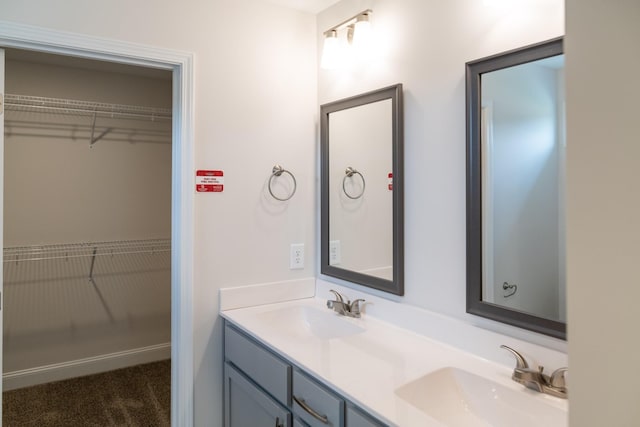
xmin=256 ymin=305 xmax=365 ymax=340
xmin=395 ymin=367 xmax=567 ymax=427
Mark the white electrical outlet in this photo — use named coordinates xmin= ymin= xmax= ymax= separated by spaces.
xmin=290 ymin=243 xmax=304 ymax=269
xmin=329 ymin=240 xmax=341 ymax=265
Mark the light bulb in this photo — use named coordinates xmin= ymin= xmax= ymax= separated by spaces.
xmin=321 ymin=30 xmax=340 ymax=70
xmin=352 ymin=13 xmax=372 ymax=49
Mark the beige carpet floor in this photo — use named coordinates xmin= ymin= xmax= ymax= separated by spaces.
xmin=2 ymin=359 xmax=171 ymax=427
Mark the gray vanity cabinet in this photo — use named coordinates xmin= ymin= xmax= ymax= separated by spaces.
xmin=224 ymin=322 xmax=388 ymax=427
xmin=346 ymin=406 xmax=387 ymax=427
xmin=224 ymin=363 xmax=291 ymax=427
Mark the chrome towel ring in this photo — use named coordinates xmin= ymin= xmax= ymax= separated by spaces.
xmin=342 ymin=167 xmax=365 ymax=199
xmin=268 ymin=164 xmax=297 ymax=201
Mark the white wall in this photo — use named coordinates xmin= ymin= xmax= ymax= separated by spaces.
xmin=0 ymin=0 xmax=317 ymax=425
xmin=566 ymin=0 xmax=640 ymax=425
xmin=3 ymin=58 xmax=172 ymax=382
xmin=318 ymin=0 xmax=565 ymax=344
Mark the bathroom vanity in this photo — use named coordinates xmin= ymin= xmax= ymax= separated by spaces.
xmin=220 ymin=283 xmax=568 ymax=427
xmin=224 ymin=323 xmax=385 ymax=426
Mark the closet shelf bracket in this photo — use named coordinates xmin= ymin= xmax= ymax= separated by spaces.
xmin=88 ymin=247 xmax=97 ymax=284
xmin=88 ymin=111 xmax=113 ymax=146
xmin=89 ymin=111 xmax=97 ymax=145
xmin=87 ymin=246 xmax=115 ymax=322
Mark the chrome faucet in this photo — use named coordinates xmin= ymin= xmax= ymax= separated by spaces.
xmin=500 ymin=345 xmax=568 ymax=399
xmin=326 ymin=290 xmax=365 ymax=318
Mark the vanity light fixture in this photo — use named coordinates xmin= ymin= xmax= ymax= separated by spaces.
xmin=351 ymin=13 xmax=372 ymax=49
xmin=320 ymin=30 xmax=340 ymax=70
xmin=320 ymin=9 xmax=373 ymax=70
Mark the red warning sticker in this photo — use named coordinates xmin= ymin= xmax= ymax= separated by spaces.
xmin=388 ymin=172 xmax=393 ymax=191
xmin=196 ymin=170 xmax=224 ymax=192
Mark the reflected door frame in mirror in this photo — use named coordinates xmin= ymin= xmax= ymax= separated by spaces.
xmin=466 ymin=38 xmax=565 ymax=339
xmin=321 ymin=84 xmax=404 ymax=295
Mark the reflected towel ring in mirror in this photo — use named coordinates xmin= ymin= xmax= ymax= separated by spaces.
xmin=342 ymin=167 xmax=366 ymax=199
xmin=268 ymin=164 xmax=297 ymax=201
xmin=503 ymin=282 xmax=517 ymax=298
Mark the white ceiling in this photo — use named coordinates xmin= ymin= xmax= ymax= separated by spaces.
xmin=262 ymin=0 xmax=340 ymax=13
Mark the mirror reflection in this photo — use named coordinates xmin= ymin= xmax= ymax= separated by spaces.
xmin=321 ymin=84 xmax=403 ymax=295
xmin=328 ymin=99 xmax=393 ymax=280
xmin=481 ymin=54 xmax=566 ymax=321
xmin=466 ymin=38 xmax=565 ymax=338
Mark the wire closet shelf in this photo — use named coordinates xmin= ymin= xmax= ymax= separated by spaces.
xmin=4 ymin=94 xmax=172 ymax=122
xmin=3 ymin=238 xmax=171 ymax=264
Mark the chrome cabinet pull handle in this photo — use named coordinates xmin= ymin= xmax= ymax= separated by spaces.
xmin=293 ymin=395 xmax=329 ymax=424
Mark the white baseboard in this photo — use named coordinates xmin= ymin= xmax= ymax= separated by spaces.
xmin=3 ymin=342 xmax=171 ymax=391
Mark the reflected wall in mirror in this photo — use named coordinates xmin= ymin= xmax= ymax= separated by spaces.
xmin=321 ymin=84 xmax=404 ymax=295
xmin=329 ymin=99 xmax=392 ymax=279
xmin=466 ymin=38 xmax=566 ymax=339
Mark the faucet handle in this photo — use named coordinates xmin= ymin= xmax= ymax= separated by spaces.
xmin=328 ymin=289 xmax=345 ymax=303
xmin=500 ymin=345 xmax=530 ymax=369
xmin=350 ymin=299 xmax=366 ymax=316
xmin=550 ymin=367 xmax=568 ymax=388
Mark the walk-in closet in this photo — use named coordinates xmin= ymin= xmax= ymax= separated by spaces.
xmin=1 ymin=49 xmax=172 ymax=426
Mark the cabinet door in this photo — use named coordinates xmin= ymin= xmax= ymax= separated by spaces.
xmin=225 ymin=362 xmax=291 ymax=427
xmin=346 ymin=406 xmax=387 ymax=427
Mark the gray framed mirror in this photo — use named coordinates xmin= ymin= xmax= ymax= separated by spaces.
xmin=321 ymin=84 xmax=404 ymax=295
xmin=466 ymin=38 xmax=565 ymax=339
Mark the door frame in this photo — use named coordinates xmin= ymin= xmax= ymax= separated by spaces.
xmin=0 ymin=21 xmax=195 ymax=426
xmin=0 ymin=46 xmax=4 ymax=423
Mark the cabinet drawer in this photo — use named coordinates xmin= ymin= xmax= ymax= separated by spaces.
xmin=293 ymin=370 xmax=344 ymax=427
xmin=225 ymin=324 xmax=291 ymax=405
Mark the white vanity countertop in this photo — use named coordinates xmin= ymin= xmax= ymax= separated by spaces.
xmin=220 ymin=295 xmax=568 ymax=427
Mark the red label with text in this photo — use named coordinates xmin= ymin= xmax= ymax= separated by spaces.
xmin=196 ymin=170 xmax=224 ymax=192
xmin=388 ymin=172 xmax=393 ymax=191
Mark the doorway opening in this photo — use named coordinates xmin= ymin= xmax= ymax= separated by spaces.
xmin=0 ymin=21 xmax=195 ymax=426
xmin=3 ymin=48 xmax=172 ymax=425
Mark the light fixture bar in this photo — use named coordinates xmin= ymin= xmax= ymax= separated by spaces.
xmin=323 ymin=9 xmax=372 ymax=36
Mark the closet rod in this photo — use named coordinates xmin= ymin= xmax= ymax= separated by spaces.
xmin=5 ymin=94 xmax=172 ymax=122
xmin=3 ymin=238 xmax=171 ymax=264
